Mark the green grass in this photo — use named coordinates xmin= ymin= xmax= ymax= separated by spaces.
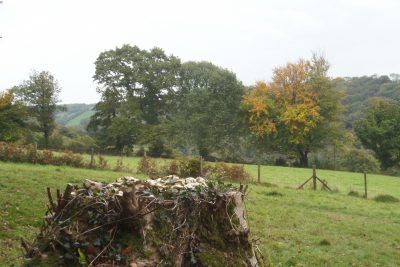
xmin=0 ymin=161 xmax=399 ymax=265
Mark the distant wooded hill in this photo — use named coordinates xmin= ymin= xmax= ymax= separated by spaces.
xmin=338 ymin=74 xmax=400 ymax=128
xmin=55 ymin=103 xmax=95 ymax=130
xmin=56 ymin=75 xmax=400 ymax=131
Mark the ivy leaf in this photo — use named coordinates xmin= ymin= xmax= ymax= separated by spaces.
xmin=78 ymin=248 xmax=87 ymax=266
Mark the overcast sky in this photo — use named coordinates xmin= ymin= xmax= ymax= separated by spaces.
xmin=1 ymin=0 xmax=399 ymax=103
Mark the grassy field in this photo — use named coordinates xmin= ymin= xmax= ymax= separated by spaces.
xmin=0 ymin=161 xmax=399 ymax=266
xmin=65 ymin=110 xmax=95 ymax=127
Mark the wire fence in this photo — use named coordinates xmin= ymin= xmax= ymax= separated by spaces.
xmin=248 ymin=164 xmax=400 ymax=200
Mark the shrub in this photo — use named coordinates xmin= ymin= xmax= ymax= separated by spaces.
xmin=96 ymin=155 xmax=108 ymax=169
xmin=137 ymin=156 xmax=159 ymax=177
xmin=37 ymin=150 xmax=54 ymax=165
xmin=176 ymin=157 xmax=202 ymax=177
xmin=161 ymin=160 xmax=179 ymax=176
xmin=342 ymin=148 xmax=380 ymax=173
xmin=0 ymin=142 xmax=110 ymax=170
xmin=113 ymin=157 xmax=131 ymax=172
xmin=58 ymin=150 xmax=84 ymax=168
xmin=207 ymin=162 xmax=251 ymax=182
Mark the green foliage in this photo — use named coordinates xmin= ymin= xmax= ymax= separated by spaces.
xmin=77 ymin=248 xmax=87 ymax=265
xmin=338 ymin=75 xmax=400 ymax=128
xmin=88 ymin=44 xmax=181 ymax=152
xmin=172 ymin=61 xmax=246 ymax=159
xmin=89 ymin=100 xmax=142 ymax=152
xmin=355 ymin=99 xmax=400 ymax=169
xmin=15 ymin=71 xmax=63 ymax=148
xmin=341 ymin=148 xmax=381 ymax=173
xmin=173 ymin=157 xmax=203 ymax=177
xmin=0 ymin=89 xmax=27 ymax=142
xmin=139 ymin=123 xmax=174 ymax=158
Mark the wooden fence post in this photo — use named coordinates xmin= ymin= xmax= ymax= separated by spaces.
xmin=200 ymin=156 xmax=203 ymax=177
xmin=257 ymin=164 xmax=261 ymax=183
xmin=33 ymin=142 xmax=37 ymax=164
xmin=298 ymin=164 xmax=331 ymax=191
xmin=364 ymin=172 xmax=368 ymax=198
xmin=312 ymin=165 xmax=317 ymax=190
xmin=90 ymin=148 xmax=94 ymax=168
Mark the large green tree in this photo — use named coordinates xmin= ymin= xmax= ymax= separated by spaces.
xmin=88 ymin=44 xmax=181 ymax=152
xmin=242 ymin=55 xmax=343 ymax=166
xmin=0 ymin=89 xmax=27 ymax=142
xmin=355 ymin=99 xmax=400 ymax=169
xmin=16 ymin=71 xmax=63 ymax=148
xmin=172 ymin=61 xmax=245 ymax=159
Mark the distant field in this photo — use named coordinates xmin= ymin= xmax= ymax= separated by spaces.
xmin=0 ymin=162 xmax=399 ymax=265
xmin=55 ymin=103 xmax=95 ymax=129
xmin=65 ymin=110 xmax=95 ymax=127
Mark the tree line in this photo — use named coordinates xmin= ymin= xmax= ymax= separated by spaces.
xmin=1 ymin=44 xmax=400 ymax=172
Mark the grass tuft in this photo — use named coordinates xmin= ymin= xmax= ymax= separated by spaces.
xmin=265 ymin=191 xmax=283 ymax=197
xmin=348 ymin=190 xmax=361 ymax=197
xmin=373 ymin=194 xmax=400 ymax=203
xmin=319 ymin=239 xmax=331 ymax=246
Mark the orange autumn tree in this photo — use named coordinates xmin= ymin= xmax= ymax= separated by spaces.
xmin=242 ymin=55 xmax=343 ymax=166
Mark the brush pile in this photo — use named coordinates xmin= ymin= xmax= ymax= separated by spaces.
xmin=23 ymin=175 xmax=265 ymax=266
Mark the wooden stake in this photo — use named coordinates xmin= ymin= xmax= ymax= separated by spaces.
xmin=200 ymin=156 xmax=203 ymax=177
xmin=56 ymin=188 xmax=62 ymax=208
xmin=33 ymin=142 xmax=37 ymax=164
xmin=46 ymin=187 xmax=56 ymax=212
xmin=90 ymin=148 xmax=94 ymax=168
xmin=298 ymin=164 xmax=331 ymax=191
xmin=257 ymin=164 xmax=261 ymax=183
xmin=312 ymin=165 xmax=317 ymax=190
xmin=59 ymin=183 xmax=73 ymax=211
xmin=364 ymin=172 xmax=368 ymax=198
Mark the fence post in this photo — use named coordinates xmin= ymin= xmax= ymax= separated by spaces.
xmin=312 ymin=165 xmax=317 ymax=190
xmin=333 ymin=146 xmax=336 ymax=170
xmin=257 ymin=164 xmax=261 ymax=183
xmin=33 ymin=142 xmax=37 ymax=164
xmin=364 ymin=172 xmax=368 ymax=198
xmin=90 ymin=148 xmax=94 ymax=168
xmin=200 ymin=156 xmax=203 ymax=177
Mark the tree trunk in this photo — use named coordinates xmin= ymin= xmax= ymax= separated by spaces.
xmin=198 ymin=146 xmax=209 ymax=160
xmin=298 ymin=150 xmax=309 ymax=167
xmin=44 ymin=129 xmax=49 ymax=149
